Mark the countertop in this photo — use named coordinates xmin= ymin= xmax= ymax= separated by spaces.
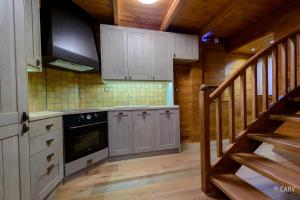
xmin=29 ymin=105 xmax=179 ymax=121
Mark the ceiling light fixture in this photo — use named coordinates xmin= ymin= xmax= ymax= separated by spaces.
xmin=251 ymin=48 xmax=256 ymax=52
xmin=269 ymin=40 xmax=274 ymax=44
xmin=138 ymin=0 xmax=159 ymax=4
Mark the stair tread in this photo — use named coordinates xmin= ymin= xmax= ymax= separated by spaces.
xmin=231 ymin=153 xmax=300 ymax=192
xmin=210 ymin=174 xmax=271 ymax=200
xmin=269 ymin=114 xmax=300 ymax=123
xmin=248 ymin=133 xmax=300 ymax=153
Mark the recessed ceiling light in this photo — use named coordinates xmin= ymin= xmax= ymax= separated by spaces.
xmin=251 ymin=48 xmax=256 ymax=52
xmin=270 ymin=40 xmax=274 ymax=44
xmin=138 ymin=0 xmax=159 ymax=4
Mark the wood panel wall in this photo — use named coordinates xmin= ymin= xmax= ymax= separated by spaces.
xmin=174 ymin=61 xmax=202 ymax=142
xmin=174 ymin=43 xmax=251 ymax=142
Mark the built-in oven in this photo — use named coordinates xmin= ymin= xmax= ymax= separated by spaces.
xmin=63 ymin=111 xmax=108 ymax=176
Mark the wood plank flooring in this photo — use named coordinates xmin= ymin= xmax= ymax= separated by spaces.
xmin=53 ymin=142 xmax=300 ymax=200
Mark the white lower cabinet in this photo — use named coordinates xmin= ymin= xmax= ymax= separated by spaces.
xmin=108 ymin=111 xmax=134 ymax=156
xmin=29 ymin=116 xmax=64 ymax=200
xmin=1 ymin=135 xmax=21 ymax=200
xmin=108 ymin=108 xmax=179 ymax=157
xmin=133 ymin=110 xmax=156 ymax=153
xmin=156 ymin=109 xmax=180 ymax=150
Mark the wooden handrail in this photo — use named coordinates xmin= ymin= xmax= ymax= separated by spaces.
xmin=200 ymin=28 xmax=300 ymax=194
xmin=209 ymin=29 xmax=300 ymax=100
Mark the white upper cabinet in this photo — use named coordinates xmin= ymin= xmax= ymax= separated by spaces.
xmin=100 ymin=24 xmax=199 ymax=81
xmin=100 ymin=25 xmax=128 ymax=80
xmin=127 ymin=28 xmax=151 ymax=80
xmin=173 ymin=33 xmax=199 ymax=61
xmin=25 ymin=0 xmax=42 ymax=72
xmin=0 ymin=0 xmax=18 ymax=126
xmin=150 ymin=31 xmax=173 ymax=81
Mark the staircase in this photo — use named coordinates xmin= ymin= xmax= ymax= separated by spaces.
xmin=200 ymin=30 xmax=300 ymax=199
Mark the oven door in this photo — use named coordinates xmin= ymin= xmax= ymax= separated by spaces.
xmin=64 ymin=121 xmax=108 ymax=163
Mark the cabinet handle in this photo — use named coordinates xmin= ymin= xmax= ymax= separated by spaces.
xmin=47 ymin=164 xmax=55 ymax=175
xmin=46 ymin=139 xmax=54 ymax=146
xmin=129 ymin=76 xmax=132 ymax=79
xmin=47 ymin=153 xmax=54 ymax=161
xmin=36 ymin=59 xmax=41 ymax=66
xmin=153 ymin=76 xmax=155 ymax=80
xmin=46 ymin=124 xmax=53 ymax=130
xmin=125 ymin=76 xmax=127 ymax=80
xmin=118 ymin=112 xmax=123 ymax=116
xmin=174 ymin=53 xmax=176 ymax=58
xmin=21 ymin=124 xmax=29 ymax=135
xmin=21 ymin=112 xmax=29 ymax=122
xmin=165 ymin=110 xmax=170 ymax=113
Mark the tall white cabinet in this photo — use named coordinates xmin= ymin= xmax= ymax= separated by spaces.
xmin=25 ymin=0 xmax=42 ymax=71
xmin=0 ymin=0 xmax=30 ymax=200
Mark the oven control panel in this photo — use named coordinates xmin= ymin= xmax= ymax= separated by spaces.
xmin=63 ymin=111 xmax=107 ymax=127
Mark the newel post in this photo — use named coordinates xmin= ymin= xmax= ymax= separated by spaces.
xmin=200 ymin=84 xmax=211 ymax=193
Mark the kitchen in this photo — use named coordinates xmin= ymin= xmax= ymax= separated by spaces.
xmin=27 ymin=0 xmax=194 ymax=199
xmin=2 ymin=0 xmax=300 ymax=199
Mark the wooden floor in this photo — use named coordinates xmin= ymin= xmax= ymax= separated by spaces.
xmin=53 ymin=142 xmax=300 ymax=200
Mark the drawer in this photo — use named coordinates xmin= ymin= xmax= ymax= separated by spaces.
xmin=30 ymin=142 xmax=63 ymax=200
xmin=30 ymin=129 xmax=62 ymax=156
xmin=30 ymin=142 xmax=62 ymax=178
xmin=65 ymin=148 xmax=108 ymax=176
xmin=29 ymin=117 xmax=62 ymax=138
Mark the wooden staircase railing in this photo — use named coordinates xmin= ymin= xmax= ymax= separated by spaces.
xmin=200 ymin=30 xmax=300 ymax=193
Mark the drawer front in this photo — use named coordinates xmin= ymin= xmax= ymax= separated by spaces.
xmin=29 ymin=117 xmax=62 ymax=138
xmin=30 ymin=141 xmax=63 ymax=200
xmin=30 ymin=129 xmax=62 ymax=156
xmin=65 ymin=148 xmax=108 ymax=176
xmin=30 ymin=142 xmax=61 ymax=178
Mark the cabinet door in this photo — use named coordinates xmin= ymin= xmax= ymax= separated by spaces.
xmin=25 ymin=0 xmax=42 ymax=71
xmin=108 ymin=111 xmax=133 ymax=156
xmin=150 ymin=32 xmax=173 ymax=81
xmin=2 ymin=135 xmax=20 ymax=200
xmin=156 ymin=109 xmax=179 ymax=150
xmin=100 ymin=25 xmax=128 ymax=80
xmin=174 ymin=33 xmax=198 ymax=60
xmin=0 ymin=0 xmax=19 ymax=126
xmin=133 ymin=110 xmax=156 ymax=153
xmin=127 ymin=29 xmax=151 ymax=80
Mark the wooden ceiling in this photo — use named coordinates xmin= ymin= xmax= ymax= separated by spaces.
xmin=233 ymin=32 xmax=274 ymax=54
xmin=73 ymin=0 xmax=292 ymax=44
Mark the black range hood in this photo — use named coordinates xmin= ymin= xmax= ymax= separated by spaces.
xmin=41 ymin=0 xmax=99 ymax=72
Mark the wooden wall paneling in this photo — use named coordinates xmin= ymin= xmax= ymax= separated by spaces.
xmin=261 ymin=56 xmax=268 ymax=111
xmin=272 ymin=49 xmax=278 ymax=102
xmin=288 ymin=38 xmax=296 ymax=90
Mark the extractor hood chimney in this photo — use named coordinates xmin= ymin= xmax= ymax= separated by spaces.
xmin=40 ymin=0 xmax=99 ymax=72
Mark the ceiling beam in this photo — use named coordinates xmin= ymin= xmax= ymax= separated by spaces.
xmin=112 ymin=0 xmax=119 ymax=25
xmin=200 ymin=0 xmax=239 ymax=36
xmin=159 ymin=0 xmax=182 ymax=31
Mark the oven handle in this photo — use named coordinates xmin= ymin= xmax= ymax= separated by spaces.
xmin=68 ymin=121 xmax=108 ymax=130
